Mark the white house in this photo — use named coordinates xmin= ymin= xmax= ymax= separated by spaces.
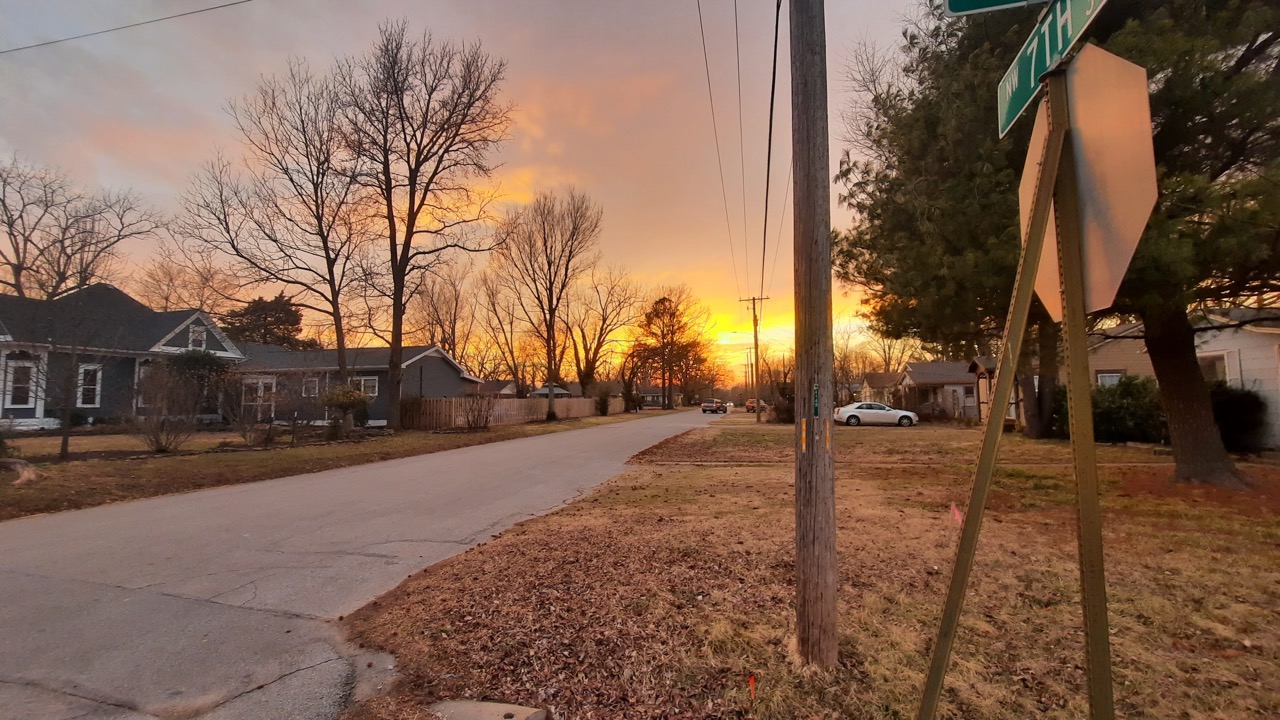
xmin=1197 ymin=309 xmax=1280 ymax=449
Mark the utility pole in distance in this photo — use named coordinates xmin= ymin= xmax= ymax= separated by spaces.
xmin=740 ymin=296 xmax=768 ymax=423
xmin=790 ymin=0 xmax=837 ymax=667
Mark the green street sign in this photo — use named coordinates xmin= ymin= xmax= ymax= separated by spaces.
xmin=997 ymin=0 xmax=1110 ymax=137
xmin=944 ymin=0 xmax=1045 ymax=17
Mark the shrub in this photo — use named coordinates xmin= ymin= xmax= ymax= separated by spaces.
xmin=462 ymin=394 xmax=496 ymax=431
xmin=595 ymin=388 xmax=611 ymax=416
xmin=1092 ymin=375 xmax=1165 ymax=444
xmin=133 ymin=364 xmax=202 ymax=453
xmin=1211 ymin=382 xmax=1268 ymax=453
xmin=768 ymin=395 xmax=796 ymax=424
xmin=1048 ymin=376 xmax=1165 ymax=444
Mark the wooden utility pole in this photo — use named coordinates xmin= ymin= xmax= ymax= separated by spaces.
xmin=790 ymin=0 xmax=837 ymax=668
xmin=740 ymin=296 xmax=768 ymax=423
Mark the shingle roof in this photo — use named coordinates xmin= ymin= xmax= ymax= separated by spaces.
xmin=862 ymin=371 xmax=902 ymax=389
xmin=1206 ymin=307 xmax=1280 ymax=330
xmin=239 ymin=342 xmax=480 ymax=381
xmin=902 ymin=361 xmax=973 ymax=386
xmin=0 ymin=284 xmax=207 ymax=352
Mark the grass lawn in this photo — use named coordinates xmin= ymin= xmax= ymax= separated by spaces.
xmin=343 ymin=415 xmax=1280 ymax=719
xmin=0 ymin=410 xmax=678 ymax=522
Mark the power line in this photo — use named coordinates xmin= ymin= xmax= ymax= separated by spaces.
xmin=696 ymin=0 xmax=745 ymax=300
xmin=759 ymin=0 xmax=783 ymax=300
xmin=767 ymin=162 xmax=792 ymax=297
xmin=0 ymin=0 xmax=257 ymax=56
xmin=733 ymin=0 xmax=750 ymax=291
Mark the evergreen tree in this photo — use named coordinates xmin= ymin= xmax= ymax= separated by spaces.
xmin=221 ymin=293 xmax=321 ymax=350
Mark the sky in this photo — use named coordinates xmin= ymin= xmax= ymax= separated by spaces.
xmin=0 ymin=0 xmax=915 ymax=377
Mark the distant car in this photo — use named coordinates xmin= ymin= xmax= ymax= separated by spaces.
xmin=700 ymin=398 xmax=728 ymax=414
xmin=745 ymin=398 xmax=767 ymax=413
xmin=834 ymin=402 xmax=918 ymax=427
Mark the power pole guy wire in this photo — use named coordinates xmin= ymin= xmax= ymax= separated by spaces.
xmin=697 ymin=0 xmax=745 ymax=300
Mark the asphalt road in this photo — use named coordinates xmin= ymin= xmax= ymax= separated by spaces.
xmin=0 ymin=410 xmax=712 ymax=720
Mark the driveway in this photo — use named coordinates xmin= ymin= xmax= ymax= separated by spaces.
xmin=0 ymin=410 xmax=712 ymax=719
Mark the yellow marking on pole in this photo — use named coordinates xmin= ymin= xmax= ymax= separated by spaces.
xmin=800 ymin=418 xmax=807 ymax=453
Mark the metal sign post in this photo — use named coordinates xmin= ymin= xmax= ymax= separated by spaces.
xmin=918 ymin=40 xmax=1160 ymax=720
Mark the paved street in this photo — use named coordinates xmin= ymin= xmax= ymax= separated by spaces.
xmin=0 ymin=410 xmax=711 ymax=719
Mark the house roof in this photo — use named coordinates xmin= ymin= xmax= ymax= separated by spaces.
xmin=862 ymin=371 xmax=902 ymax=389
xmin=1205 ymin=307 xmax=1280 ymax=331
xmin=0 ymin=284 xmax=239 ymax=356
xmin=479 ymin=379 xmax=517 ymax=395
xmin=902 ymin=361 xmax=972 ymax=386
xmin=239 ymin=342 xmax=480 ymax=381
xmin=529 ymin=383 xmax=572 ymax=397
xmin=968 ymin=356 xmax=997 ymax=374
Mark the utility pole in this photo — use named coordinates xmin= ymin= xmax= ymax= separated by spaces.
xmin=790 ymin=0 xmax=837 ymax=668
xmin=740 ymin=296 xmax=768 ymax=423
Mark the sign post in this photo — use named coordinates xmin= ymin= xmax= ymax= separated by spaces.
xmin=918 ymin=4 xmax=1156 ymax=719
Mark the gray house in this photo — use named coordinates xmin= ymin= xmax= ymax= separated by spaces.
xmin=0 ymin=284 xmax=244 ymax=429
xmin=238 ymin=343 xmax=481 ymax=426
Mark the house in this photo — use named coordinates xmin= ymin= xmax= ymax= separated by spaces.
xmin=0 ymin=284 xmax=243 ymax=429
xmin=860 ymin=372 xmax=902 ymax=404
xmin=478 ymin=379 xmax=519 ymax=398
xmin=967 ymin=356 xmax=1023 ymax=423
xmin=899 ymin=361 xmax=977 ymax=419
xmin=1078 ymin=321 xmax=1155 ymax=386
xmin=238 ymin=343 xmax=480 ymax=426
xmin=1195 ymin=309 xmax=1280 ymax=449
xmin=528 ymin=383 xmax=572 ymax=399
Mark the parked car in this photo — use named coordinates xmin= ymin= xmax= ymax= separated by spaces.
xmin=700 ymin=398 xmax=728 ymax=414
xmin=834 ymin=402 xmax=918 ymax=427
xmin=745 ymin=398 xmax=767 ymax=413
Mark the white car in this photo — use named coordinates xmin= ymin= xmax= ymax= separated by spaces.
xmin=835 ymin=402 xmax=918 ymax=427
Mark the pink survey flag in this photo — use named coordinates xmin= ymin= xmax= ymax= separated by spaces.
xmin=950 ymin=502 xmax=963 ymax=525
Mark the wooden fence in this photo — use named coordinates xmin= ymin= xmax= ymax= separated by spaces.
xmin=400 ymin=396 xmax=625 ymax=431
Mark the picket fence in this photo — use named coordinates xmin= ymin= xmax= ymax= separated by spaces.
xmin=400 ymin=396 xmax=625 ymax=431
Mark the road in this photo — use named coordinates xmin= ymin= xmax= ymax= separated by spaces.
xmin=0 ymin=410 xmax=711 ymax=719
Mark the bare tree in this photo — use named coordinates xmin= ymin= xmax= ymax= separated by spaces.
xmin=408 ymin=260 xmax=485 ymax=368
xmin=338 ymin=20 xmax=512 ymax=428
xmin=179 ymin=60 xmax=365 ymax=376
xmin=567 ymin=266 xmax=641 ymax=399
xmin=132 ymin=235 xmax=242 ymax=316
xmin=479 ymin=270 xmax=535 ymax=396
xmin=0 ymin=155 xmax=159 ymax=299
xmin=866 ymin=332 xmax=919 ymax=373
xmin=632 ymin=285 xmax=713 ymax=410
xmin=488 ymin=189 xmax=602 ymax=419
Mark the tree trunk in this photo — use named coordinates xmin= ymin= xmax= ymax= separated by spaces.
xmin=1141 ymin=305 xmax=1243 ymax=487
xmin=387 ymin=283 xmax=405 ymax=431
xmin=1020 ymin=317 xmax=1060 ymax=439
xmin=545 ymin=329 xmax=558 ymax=421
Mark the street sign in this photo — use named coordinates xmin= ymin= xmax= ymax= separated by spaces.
xmin=997 ymin=0 xmax=1110 ymax=137
xmin=944 ymin=0 xmax=1046 ymax=17
xmin=1018 ymin=44 xmax=1157 ymax=321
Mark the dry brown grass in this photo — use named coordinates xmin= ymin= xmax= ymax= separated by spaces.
xmin=344 ymin=419 xmax=1280 ymax=719
xmin=0 ymin=412 xmax=672 ymax=521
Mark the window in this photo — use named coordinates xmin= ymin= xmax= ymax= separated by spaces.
xmin=77 ymin=364 xmax=102 ymax=408
xmin=7 ymin=362 xmax=35 ymax=408
xmin=1096 ymin=372 xmax=1123 ymax=388
xmin=242 ymin=376 xmax=276 ymax=421
xmin=964 ymin=385 xmax=975 ymax=398
xmin=1198 ymin=354 xmax=1227 ymax=384
xmin=351 ymin=376 xmax=378 ymax=398
xmin=188 ymin=324 xmax=207 ymax=350
xmin=301 ymin=377 xmax=320 ymax=398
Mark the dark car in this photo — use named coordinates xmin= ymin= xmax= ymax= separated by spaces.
xmin=700 ymin=398 xmax=728 ymax=414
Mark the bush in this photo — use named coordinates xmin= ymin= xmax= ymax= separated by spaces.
xmin=1211 ymin=382 xmax=1268 ymax=453
xmin=1092 ymin=375 xmax=1165 ymax=444
xmin=1046 ymin=376 xmax=1165 ymax=444
xmin=595 ymin=388 xmax=611 ymax=416
xmin=768 ymin=396 xmax=796 ymax=424
xmin=462 ymin=394 xmax=495 ymax=431
xmin=133 ymin=364 xmax=202 ymax=453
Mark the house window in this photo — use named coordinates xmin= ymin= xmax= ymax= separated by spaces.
xmin=1198 ymin=354 xmax=1227 ymax=384
xmin=189 ymin=324 xmax=207 ymax=350
xmin=77 ymin=364 xmax=103 ymax=408
xmin=1096 ymin=372 xmax=1123 ymax=388
xmin=7 ymin=362 xmax=35 ymax=408
xmin=242 ymin=377 xmax=276 ymax=421
xmin=351 ymin=376 xmax=378 ymax=398
xmin=302 ymin=377 xmax=320 ymax=398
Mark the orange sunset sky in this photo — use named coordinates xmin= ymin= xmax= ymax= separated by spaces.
xmin=0 ymin=0 xmax=915 ymax=370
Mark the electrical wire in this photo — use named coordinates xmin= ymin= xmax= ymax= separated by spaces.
xmin=0 ymin=0 xmax=257 ymax=55
xmin=767 ymin=163 xmax=792 ymax=298
xmin=733 ymin=0 xmax=750 ymax=293
xmin=696 ymin=0 xmax=745 ymax=300
xmin=759 ymin=0 xmax=782 ymax=300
